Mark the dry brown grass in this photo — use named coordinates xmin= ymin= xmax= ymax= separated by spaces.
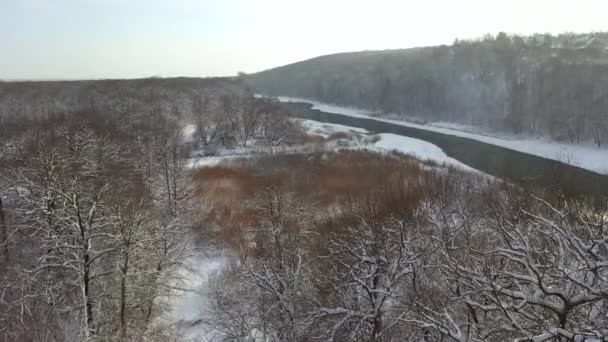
xmin=191 ymin=150 xmax=456 ymax=256
xmin=326 ymin=131 xmax=351 ymax=141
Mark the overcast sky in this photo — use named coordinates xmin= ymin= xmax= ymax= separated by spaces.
xmin=2 ymin=0 xmax=608 ymax=80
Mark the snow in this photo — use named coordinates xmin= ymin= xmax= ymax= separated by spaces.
xmin=373 ymin=133 xmax=477 ymax=172
xmin=182 ymin=124 xmax=197 ymax=143
xmin=186 ymin=119 xmax=479 ymax=173
xmin=297 ymin=118 xmax=479 ymax=172
xmin=169 ymin=254 xmax=227 ymax=322
xmin=187 ymin=155 xmax=245 ymax=168
xmin=174 ymin=117 xmax=482 ymax=341
xmin=278 ymin=96 xmax=373 ymax=118
xmin=277 ymin=96 xmax=608 ymax=175
xmin=297 ymin=119 xmax=369 ymax=137
xmin=184 ymin=121 xmax=367 ymax=170
xmin=166 ymin=250 xmax=230 ymax=341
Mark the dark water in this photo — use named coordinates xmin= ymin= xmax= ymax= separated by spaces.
xmin=284 ymin=101 xmax=608 ymax=198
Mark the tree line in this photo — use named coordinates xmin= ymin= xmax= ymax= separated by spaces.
xmin=0 ymin=77 xmax=299 ymax=154
xmin=248 ymin=32 xmax=608 ymax=146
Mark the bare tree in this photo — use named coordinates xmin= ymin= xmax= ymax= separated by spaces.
xmin=412 ymin=194 xmax=608 ymax=342
xmin=312 ymin=213 xmax=426 ymax=342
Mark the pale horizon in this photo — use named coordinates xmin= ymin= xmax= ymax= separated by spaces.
xmin=2 ymin=0 xmax=608 ymax=80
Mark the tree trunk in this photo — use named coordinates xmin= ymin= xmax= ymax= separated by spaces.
xmin=120 ymin=251 xmax=130 ymax=341
xmin=83 ymin=239 xmax=94 ymax=338
xmin=76 ymin=194 xmax=95 ymax=338
xmin=0 ymin=197 xmax=9 ymax=262
xmin=370 ymin=274 xmax=383 ymax=342
xmin=162 ymin=157 xmax=173 ymax=217
xmin=144 ymin=260 xmax=164 ymax=325
xmin=171 ymin=146 xmax=179 ymax=217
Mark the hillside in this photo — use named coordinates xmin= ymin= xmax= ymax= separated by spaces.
xmin=247 ymin=32 xmax=608 ymax=146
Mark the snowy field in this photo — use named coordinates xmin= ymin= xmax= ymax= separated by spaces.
xmin=277 ymin=96 xmax=608 ymax=175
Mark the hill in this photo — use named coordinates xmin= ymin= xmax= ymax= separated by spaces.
xmin=247 ymin=32 xmax=608 ymax=146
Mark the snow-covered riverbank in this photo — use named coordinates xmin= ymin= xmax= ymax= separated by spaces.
xmin=277 ymin=96 xmax=608 ymax=175
xmin=186 ymin=118 xmax=480 ymax=173
xmin=298 ymin=119 xmax=477 ymax=171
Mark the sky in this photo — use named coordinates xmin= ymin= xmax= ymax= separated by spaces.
xmin=2 ymin=0 xmax=608 ymax=80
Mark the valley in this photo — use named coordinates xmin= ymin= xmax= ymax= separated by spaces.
xmin=1 ymin=21 xmax=608 ymax=341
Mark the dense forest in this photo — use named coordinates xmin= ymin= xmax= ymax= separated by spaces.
xmin=0 ymin=77 xmax=246 ymax=124
xmin=194 ymin=150 xmax=608 ymax=342
xmin=1 ymin=76 xmax=607 ymax=342
xmin=248 ymin=32 xmax=608 ymax=145
xmin=0 ymin=77 xmax=297 ymax=341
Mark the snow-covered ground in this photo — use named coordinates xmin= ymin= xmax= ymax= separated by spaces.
xmin=187 ymin=118 xmax=479 ymax=173
xmin=186 ymin=144 xmax=326 ymax=169
xmin=165 ymin=248 xmax=231 ymax=341
xmin=185 ymin=120 xmax=368 ymax=169
xmin=175 ymin=118 xmax=482 ymax=340
xmin=298 ymin=119 xmax=369 ymax=137
xmin=187 ymin=154 xmax=247 ymax=168
xmin=374 ymin=133 xmax=477 ymax=172
xmin=182 ymin=124 xmax=197 ymax=142
xmin=298 ymin=119 xmax=480 ymax=172
xmin=278 ymin=96 xmax=608 ymax=175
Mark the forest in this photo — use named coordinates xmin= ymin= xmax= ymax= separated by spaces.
xmin=248 ymin=32 xmax=608 ymax=146
xmin=3 ymin=0 xmax=608 ymax=339
xmin=0 ymin=77 xmax=297 ymax=341
xmin=192 ymin=147 xmax=608 ymax=342
xmin=0 ymin=69 xmax=607 ymax=342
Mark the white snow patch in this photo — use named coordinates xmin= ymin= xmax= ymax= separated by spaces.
xmin=277 ymin=96 xmax=608 ymax=175
xmin=299 ymin=118 xmax=479 ymax=172
xmin=182 ymin=124 xmax=197 ymax=143
xmin=167 ymin=250 xmax=230 ymax=341
xmin=278 ymin=96 xmax=373 ymax=118
xmin=169 ymin=254 xmax=227 ymax=322
xmin=297 ymin=119 xmax=369 ymax=137
xmin=185 ymin=116 xmax=480 ymax=173
xmin=373 ymin=133 xmax=476 ymax=171
xmin=187 ymin=155 xmax=245 ymax=169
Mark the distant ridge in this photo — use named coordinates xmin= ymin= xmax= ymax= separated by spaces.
xmin=247 ymin=32 xmax=608 ymax=145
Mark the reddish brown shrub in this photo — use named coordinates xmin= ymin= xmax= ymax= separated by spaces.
xmin=191 ymin=151 xmax=436 ymax=257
